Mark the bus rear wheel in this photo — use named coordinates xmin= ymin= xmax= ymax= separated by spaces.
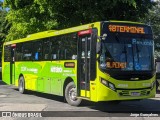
xmin=65 ymin=82 xmax=81 ymax=106
xmin=18 ymin=76 xmax=26 ymax=94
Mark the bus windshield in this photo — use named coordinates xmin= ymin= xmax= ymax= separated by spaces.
xmin=99 ymin=33 xmax=154 ymax=71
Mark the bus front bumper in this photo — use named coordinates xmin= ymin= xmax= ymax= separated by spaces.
xmin=96 ymin=84 xmax=156 ymax=102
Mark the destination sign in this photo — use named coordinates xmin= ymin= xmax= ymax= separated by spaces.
xmin=108 ymin=25 xmax=145 ymax=34
xmin=64 ymin=62 xmax=75 ymax=68
xmin=107 ymin=62 xmax=126 ymax=69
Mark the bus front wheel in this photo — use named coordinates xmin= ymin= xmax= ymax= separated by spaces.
xmin=18 ymin=76 xmax=26 ymax=94
xmin=65 ymin=82 xmax=81 ymax=106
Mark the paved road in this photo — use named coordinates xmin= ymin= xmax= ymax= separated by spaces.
xmin=0 ymin=80 xmax=160 ymax=120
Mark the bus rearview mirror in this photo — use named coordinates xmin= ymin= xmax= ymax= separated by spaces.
xmin=96 ymin=42 xmax=101 ymax=54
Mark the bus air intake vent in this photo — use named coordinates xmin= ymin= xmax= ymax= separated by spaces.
xmin=140 ymin=90 xmax=148 ymax=96
xmin=119 ymin=90 xmax=149 ymax=96
xmin=119 ymin=90 xmax=130 ymax=96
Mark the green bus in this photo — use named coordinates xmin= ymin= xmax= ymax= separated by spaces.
xmin=2 ymin=21 xmax=156 ymax=106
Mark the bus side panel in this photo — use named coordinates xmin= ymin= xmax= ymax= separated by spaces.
xmin=2 ymin=62 xmax=11 ymax=84
xmin=15 ymin=62 xmax=20 ymax=87
xmin=14 ymin=62 xmax=40 ymax=91
xmin=14 ymin=61 xmax=77 ymax=96
xmin=43 ymin=61 xmax=62 ymax=95
xmin=40 ymin=61 xmax=77 ymax=96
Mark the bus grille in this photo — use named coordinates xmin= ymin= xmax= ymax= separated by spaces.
xmin=119 ymin=90 xmax=149 ymax=96
xmin=119 ymin=90 xmax=129 ymax=96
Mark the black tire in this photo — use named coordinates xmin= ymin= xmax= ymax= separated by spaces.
xmin=18 ymin=76 xmax=26 ymax=94
xmin=65 ymin=82 xmax=82 ymax=106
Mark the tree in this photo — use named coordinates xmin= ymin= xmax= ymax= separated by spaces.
xmin=51 ymin=0 xmax=155 ymax=28
xmin=4 ymin=0 xmax=156 ymax=41
xmin=141 ymin=1 xmax=160 ymax=58
xmin=0 ymin=1 xmax=9 ymax=43
xmin=4 ymin=0 xmax=58 ymax=41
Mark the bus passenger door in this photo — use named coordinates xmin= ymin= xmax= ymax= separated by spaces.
xmin=77 ymin=29 xmax=97 ymax=98
xmin=10 ymin=44 xmax=16 ymax=85
xmin=77 ymin=29 xmax=94 ymax=98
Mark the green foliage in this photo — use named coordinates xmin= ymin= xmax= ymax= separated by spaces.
xmin=141 ymin=1 xmax=160 ymax=58
xmin=0 ymin=1 xmax=10 ymax=43
xmin=50 ymin=0 xmax=154 ymax=28
xmin=4 ymin=0 xmax=58 ymax=41
xmin=4 ymin=0 xmax=156 ymax=41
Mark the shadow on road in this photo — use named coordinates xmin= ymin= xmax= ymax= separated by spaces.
xmin=0 ymin=80 xmax=6 ymax=85
xmin=13 ymin=87 xmax=95 ymax=106
xmin=93 ymin=101 xmax=160 ymax=112
xmin=2 ymin=81 xmax=160 ymax=114
xmin=14 ymin=88 xmax=65 ymax=103
xmin=13 ymin=87 xmax=160 ymax=114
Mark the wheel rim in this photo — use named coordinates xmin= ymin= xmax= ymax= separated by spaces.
xmin=69 ymin=87 xmax=77 ymax=101
xmin=19 ymin=80 xmax=23 ymax=92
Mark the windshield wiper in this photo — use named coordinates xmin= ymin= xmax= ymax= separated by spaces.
xmin=135 ymin=43 xmax=140 ymax=62
xmin=115 ymin=34 xmax=127 ymax=63
xmin=123 ymin=45 xmax=127 ymax=62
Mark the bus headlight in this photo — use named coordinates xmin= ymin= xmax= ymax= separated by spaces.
xmin=101 ymin=78 xmax=116 ymax=91
xmin=101 ymin=78 xmax=108 ymax=86
xmin=109 ymin=83 xmax=116 ymax=91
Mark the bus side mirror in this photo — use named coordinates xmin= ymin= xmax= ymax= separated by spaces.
xmin=96 ymin=42 xmax=101 ymax=54
xmin=96 ymin=34 xmax=107 ymax=54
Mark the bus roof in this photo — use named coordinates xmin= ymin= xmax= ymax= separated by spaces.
xmin=4 ymin=20 xmax=147 ymax=45
xmin=4 ymin=22 xmax=98 ymax=45
xmin=108 ymin=20 xmax=145 ymax=25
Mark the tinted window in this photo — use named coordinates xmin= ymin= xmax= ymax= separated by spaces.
xmin=11 ymin=33 xmax=78 ymax=61
xmin=15 ymin=43 xmax=23 ymax=61
xmin=50 ymin=33 xmax=77 ymax=60
xmin=64 ymin=33 xmax=77 ymax=60
xmin=23 ymin=42 xmax=33 ymax=61
xmin=50 ymin=37 xmax=60 ymax=60
xmin=43 ymin=39 xmax=51 ymax=60
xmin=4 ymin=45 xmax=11 ymax=62
xmin=32 ymin=40 xmax=43 ymax=61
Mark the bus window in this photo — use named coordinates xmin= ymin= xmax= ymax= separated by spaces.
xmin=32 ymin=40 xmax=43 ymax=61
xmin=23 ymin=42 xmax=33 ymax=61
xmin=63 ymin=34 xmax=77 ymax=60
xmin=59 ymin=36 xmax=65 ymax=60
xmin=15 ymin=43 xmax=23 ymax=61
xmin=43 ymin=39 xmax=51 ymax=60
xmin=4 ymin=45 xmax=11 ymax=62
xmin=51 ymin=37 xmax=59 ymax=60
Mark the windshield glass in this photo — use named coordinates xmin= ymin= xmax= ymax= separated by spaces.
xmin=100 ymin=34 xmax=154 ymax=71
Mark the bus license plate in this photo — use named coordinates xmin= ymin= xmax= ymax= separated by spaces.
xmin=131 ymin=92 xmax=140 ymax=96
